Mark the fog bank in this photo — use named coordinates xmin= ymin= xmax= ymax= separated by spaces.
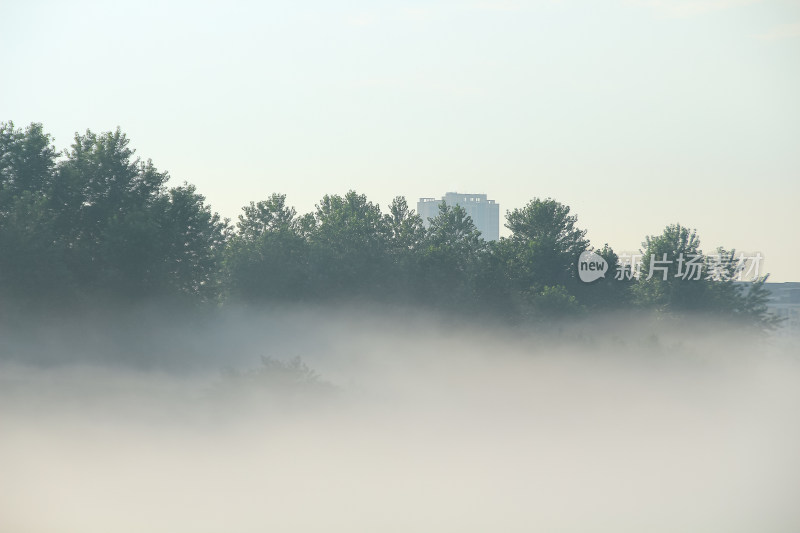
xmin=1 ymin=308 xmax=798 ymax=532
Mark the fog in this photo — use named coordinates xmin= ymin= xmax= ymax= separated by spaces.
xmin=1 ymin=307 xmax=798 ymax=532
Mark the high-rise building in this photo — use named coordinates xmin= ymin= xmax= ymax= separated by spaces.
xmin=417 ymin=192 xmax=500 ymax=241
xmin=763 ymin=282 xmax=800 ymax=338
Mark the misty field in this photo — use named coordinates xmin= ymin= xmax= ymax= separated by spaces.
xmin=1 ymin=308 xmax=798 ymax=533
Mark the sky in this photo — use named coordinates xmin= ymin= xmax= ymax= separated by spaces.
xmin=2 ymin=0 xmax=799 ymax=280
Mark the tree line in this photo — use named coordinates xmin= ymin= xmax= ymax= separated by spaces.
xmin=0 ymin=122 xmax=777 ymax=329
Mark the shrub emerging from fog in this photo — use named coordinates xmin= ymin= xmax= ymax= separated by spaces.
xmin=218 ymin=356 xmax=336 ymax=405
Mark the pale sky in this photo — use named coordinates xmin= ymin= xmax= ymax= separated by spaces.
xmin=3 ymin=0 xmax=799 ymax=280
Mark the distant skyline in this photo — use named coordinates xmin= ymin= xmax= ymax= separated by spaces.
xmin=2 ymin=0 xmax=798 ymax=280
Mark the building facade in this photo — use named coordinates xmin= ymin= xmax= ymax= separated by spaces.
xmin=417 ymin=192 xmax=500 ymax=241
xmin=764 ymin=282 xmax=800 ymax=339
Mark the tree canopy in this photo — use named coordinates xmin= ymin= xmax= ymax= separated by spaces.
xmin=0 ymin=122 xmax=228 ymax=309
xmin=0 ymin=122 xmax=780 ymax=331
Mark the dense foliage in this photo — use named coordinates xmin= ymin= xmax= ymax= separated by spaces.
xmin=0 ymin=122 xmax=777 ymax=330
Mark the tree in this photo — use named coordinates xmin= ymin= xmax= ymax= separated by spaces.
xmin=0 ymin=122 xmax=70 ymax=306
xmin=505 ymin=198 xmax=589 ymax=293
xmin=384 ymin=196 xmax=425 ymax=298
xmin=573 ymin=243 xmax=632 ymax=310
xmin=0 ymin=121 xmax=57 ymax=203
xmin=156 ymin=184 xmax=230 ymax=301
xmin=385 ymin=196 xmax=424 ymax=255
xmin=416 ymin=201 xmax=485 ymax=310
xmin=306 ymin=190 xmax=390 ymax=297
xmin=51 ymin=128 xmax=170 ymax=296
xmin=633 ymin=224 xmax=708 ymax=311
xmin=634 ymin=224 xmax=779 ymax=331
xmin=224 ymin=193 xmax=309 ymax=302
xmin=471 ymin=238 xmax=527 ymax=321
xmin=2 ymin=123 xmax=229 ymax=306
xmin=522 ymin=284 xmax=584 ymax=321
